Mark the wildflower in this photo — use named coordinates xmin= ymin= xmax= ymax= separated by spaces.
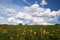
xmin=42 ymin=29 xmax=46 ymax=34
xmin=34 ymin=32 xmax=36 ymax=35
xmin=22 ymin=32 xmax=25 ymax=35
xmin=3 ymin=30 xmax=8 ymax=33
xmin=50 ymin=34 xmax=54 ymax=36
xmin=30 ymin=30 xmax=33 ymax=33
xmin=46 ymin=31 xmax=49 ymax=34
xmin=17 ymin=34 xmax=19 ymax=37
xmin=10 ymin=37 xmax=13 ymax=39
xmin=40 ymin=28 xmax=42 ymax=31
xmin=40 ymin=28 xmax=43 ymax=34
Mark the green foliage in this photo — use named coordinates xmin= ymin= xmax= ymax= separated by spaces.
xmin=0 ymin=25 xmax=60 ymax=40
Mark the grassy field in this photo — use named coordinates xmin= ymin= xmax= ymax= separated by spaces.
xmin=0 ymin=25 xmax=60 ymax=40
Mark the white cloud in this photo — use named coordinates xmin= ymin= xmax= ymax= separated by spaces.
xmin=16 ymin=12 xmax=33 ymax=21
xmin=40 ymin=0 xmax=47 ymax=6
xmin=0 ymin=3 xmax=60 ymax=25
xmin=8 ymin=17 xmax=15 ymax=22
xmin=4 ymin=8 xmax=16 ymax=15
xmin=17 ymin=20 xmax=23 ymax=24
xmin=23 ymin=4 xmax=60 ymax=25
xmin=0 ymin=7 xmax=17 ymax=16
xmin=7 ymin=17 xmax=25 ymax=25
xmin=24 ymin=4 xmax=40 ymax=13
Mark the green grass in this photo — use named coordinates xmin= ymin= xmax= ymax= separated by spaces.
xmin=0 ymin=25 xmax=60 ymax=40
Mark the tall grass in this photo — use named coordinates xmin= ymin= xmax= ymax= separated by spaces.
xmin=0 ymin=25 xmax=60 ymax=40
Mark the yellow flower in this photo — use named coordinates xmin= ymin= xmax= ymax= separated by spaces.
xmin=22 ymin=32 xmax=25 ymax=35
xmin=30 ymin=30 xmax=33 ymax=33
xmin=46 ymin=31 xmax=49 ymax=34
xmin=17 ymin=34 xmax=19 ymax=37
xmin=34 ymin=32 xmax=36 ymax=35
xmin=50 ymin=34 xmax=54 ymax=36
xmin=3 ymin=30 xmax=8 ymax=33
xmin=40 ymin=28 xmax=43 ymax=34
xmin=40 ymin=28 xmax=43 ymax=31
xmin=42 ymin=29 xmax=46 ymax=34
xmin=10 ymin=37 xmax=13 ymax=39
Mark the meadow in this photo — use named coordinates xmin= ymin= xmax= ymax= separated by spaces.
xmin=0 ymin=25 xmax=60 ymax=40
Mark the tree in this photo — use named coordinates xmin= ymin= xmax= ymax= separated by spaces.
xmin=19 ymin=23 xmax=22 ymax=25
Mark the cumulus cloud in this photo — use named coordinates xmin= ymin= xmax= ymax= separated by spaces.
xmin=4 ymin=8 xmax=16 ymax=16
xmin=7 ymin=17 xmax=15 ymax=22
xmin=16 ymin=12 xmax=33 ymax=20
xmin=21 ymin=4 xmax=60 ymax=25
xmin=40 ymin=0 xmax=47 ymax=6
xmin=0 ymin=7 xmax=17 ymax=16
xmin=7 ymin=17 xmax=23 ymax=24
xmin=0 ymin=3 xmax=60 ymax=25
xmin=24 ymin=4 xmax=40 ymax=13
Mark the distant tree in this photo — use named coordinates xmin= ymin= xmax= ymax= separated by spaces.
xmin=3 ymin=24 xmax=8 ymax=25
xmin=55 ymin=24 xmax=59 ymax=25
xmin=19 ymin=23 xmax=22 ymax=25
xmin=25 ymin=24 xmax=27 ymax=25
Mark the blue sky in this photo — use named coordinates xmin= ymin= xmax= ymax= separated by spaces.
xmin=0 ymin=0 xmax=60 ymax=10
xmin=0 ymin=0 xmax=60 ymax=25
xmin=12 ymin=0 xmax=60 ymax=10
